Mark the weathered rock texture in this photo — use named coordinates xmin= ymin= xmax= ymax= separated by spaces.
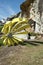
xmin=20 ymin=0 xmax=35 ymax=17
xmin=20 ymin=0 xmax=43 ymax=33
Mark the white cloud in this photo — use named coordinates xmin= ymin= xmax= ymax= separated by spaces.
xmin=0 ymin=4 xmax=16 ymax=20
xmin=0 ymin=4 xmax=16 ymax=15
xmin=7 ymin=6 xmax=16 ymax=15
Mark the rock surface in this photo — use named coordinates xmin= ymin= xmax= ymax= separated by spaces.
xmin=20 ymin=0 xmax=43 ymax=33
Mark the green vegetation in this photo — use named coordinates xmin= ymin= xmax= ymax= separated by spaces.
xmin=0 ymin=39 xmax=3 ymax=46
xmin=0 ymin=25 xmax=3 ymax=32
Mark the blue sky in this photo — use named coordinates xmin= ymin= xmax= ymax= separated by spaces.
xmin=0 ymin=0 xmax=25 ymax=20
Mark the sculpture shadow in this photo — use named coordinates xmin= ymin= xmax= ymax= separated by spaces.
xmin=19 ymin=41 xmax=39 ymax=46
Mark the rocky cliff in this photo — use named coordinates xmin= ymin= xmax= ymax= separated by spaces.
xmin=20 ymin=0 xmax=43 ymax=33
xmin=20 ymin=0 xmax=35 ymax=17
xmin=20 ymin=0 xmax=43 ymax=18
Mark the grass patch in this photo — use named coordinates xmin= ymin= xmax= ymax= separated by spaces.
xmin=0 ymin=39 xmax=3 ymax=46
xmin=0 ymin=25 xmax=3 ymax=32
